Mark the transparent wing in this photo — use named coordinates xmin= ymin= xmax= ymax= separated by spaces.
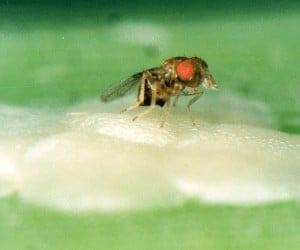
xmin=100 ymin=72 xmax=143 ymax=102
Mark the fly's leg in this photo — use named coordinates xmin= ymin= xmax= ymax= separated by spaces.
xmin=172 ymin=83 xmax=185 ymax=107
xmin=172 ymin=94 xmax=180 ymax=107
xmin=159 ymin=99 xmax=171 ymax=128
xmin=186 ymin=89 xmax=204 ymax=126
xmin=132 ymin=78 xmax=157 ymax=121
xmin=121 ymin=72 xmax=147 ymax=113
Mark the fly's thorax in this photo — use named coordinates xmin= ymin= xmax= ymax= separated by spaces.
xmin=161 ymin=62 xmax=177 ymax=81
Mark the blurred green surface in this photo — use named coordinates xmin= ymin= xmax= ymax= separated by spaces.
xmin=1 ymin=196 xmax=300 ymax=250
xmin=0 ymin=2 xmax=300 ymax=250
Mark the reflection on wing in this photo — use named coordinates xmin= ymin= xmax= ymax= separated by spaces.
xmin=100 ymin=72 xmax=143 ymax=102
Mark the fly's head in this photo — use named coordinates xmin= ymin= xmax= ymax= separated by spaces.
xmin=196 ymin=57 xmax=218 ymax=89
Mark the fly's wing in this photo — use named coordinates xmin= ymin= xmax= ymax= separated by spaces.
xmin=100 ymin=72 xmax=143 ymax=102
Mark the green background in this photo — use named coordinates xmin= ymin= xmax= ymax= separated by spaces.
xmin=0 ymin=1 xmax=299 ymax=249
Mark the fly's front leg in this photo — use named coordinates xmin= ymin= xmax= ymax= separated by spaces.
xmin=160 ymin=86 xmax=184 ymax=126
xmin=121 ymin=72 xmax=147 ymax=113
xmin=172 ymin=94 xmax=180 ymax=107
xmin=132 ymin=76 xmax=157 ymax=121
xmin=172 ymin=84 xmax=185 ymax=107
xmin=186 ymin=89 xmax=204 ymax=126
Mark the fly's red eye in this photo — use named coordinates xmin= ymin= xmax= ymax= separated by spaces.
xmin=176 ymin=60 xmax=195 ymax=81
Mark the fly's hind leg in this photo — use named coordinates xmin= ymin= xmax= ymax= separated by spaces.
xmin=121 ymin=101 xmax=142 ymax=113
xmin=132 ymin=79 xmax=157 ymax=121
xmin=186 ymin=89 xmax=204 ymax=126
xmin=121 ymin=72 xmax=147 ymax=113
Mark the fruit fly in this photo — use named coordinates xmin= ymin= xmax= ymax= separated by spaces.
xmin=100 ymin=56 xmax=217 ymax=127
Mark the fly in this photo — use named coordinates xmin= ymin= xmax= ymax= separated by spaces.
xmin=100 ymin=56 xmax=218 ymax=127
